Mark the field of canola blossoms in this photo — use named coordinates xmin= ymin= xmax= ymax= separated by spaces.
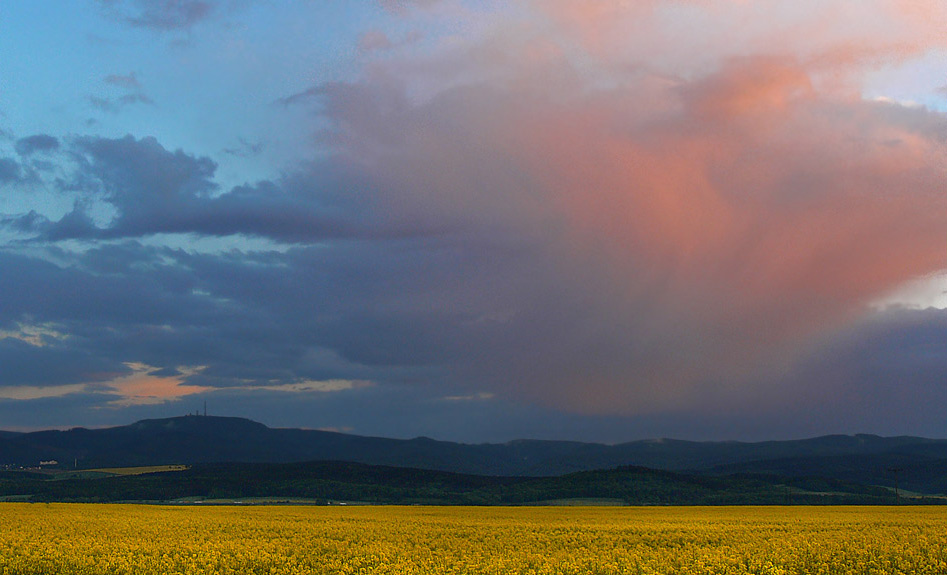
xmin=0 ymin=504 xmax=945 ymax=575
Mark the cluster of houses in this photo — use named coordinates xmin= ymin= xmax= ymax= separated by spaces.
xmin=1 ymin=460 xmax=59 ymax=471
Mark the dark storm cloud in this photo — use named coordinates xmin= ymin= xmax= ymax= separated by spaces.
xmin=1 ymin=192 xmax=944 ymax=440
xmin=2 ymin=0 xmax=946 ymax=441
xmin=12 ymin=134 xmax=444 ymax=243
xmin=152 ymin=244 xmax=460 ymax=383
xmin=0 ymin=338 xmax=126 ymax=388
xmin=14 ymin=134 xmax=60 ymax=156
xmin=2 ymin=202 xmax=538 ymax=399
xmin=264 ymin=59 xmax=947 ymax=418
xmin=0 ymin=242 xmax=390 ymax=393
xmin=746 ymin=308 xmax=947 ymax=439
xmin=3 ymin=89 xmax=945 ymax=433
xmin=0 ymin=246 xmax=227 ymax=389
xmin=0 ymin=249 xmax=196 ymax=328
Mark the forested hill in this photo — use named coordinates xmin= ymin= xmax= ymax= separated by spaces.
xmin=1 ymin=460 xmax=937 ymax=505
xmin=1 ymin=416 xmax=946 ymax=494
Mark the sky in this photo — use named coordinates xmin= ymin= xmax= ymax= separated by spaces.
xmin=0 ymin=0 xmax=945 ymax=443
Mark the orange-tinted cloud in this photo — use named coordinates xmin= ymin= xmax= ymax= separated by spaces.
xmin=103 ymin=363 xmax=210 ymax=407
xmin=326 ymin=2 xmax=947 ymax=414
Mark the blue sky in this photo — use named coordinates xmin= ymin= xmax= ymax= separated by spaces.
xmin=0 ymin=1 xmax=945 ymax=442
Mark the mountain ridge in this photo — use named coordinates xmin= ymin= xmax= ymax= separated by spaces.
xmin=2 ymin=415 xmax=946 ymax=494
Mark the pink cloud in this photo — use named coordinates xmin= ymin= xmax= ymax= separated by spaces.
xmin=103 ymin=364 xmax=210 ymax=407
xmin=319 ymin=1 xmax=947 ymax=414
xmin=379 ymin=0 xmax=441 ymax=16
xmin=533 ymin=0 xmax=947 ymax=82
xmin=359 ymin=30 xmax=395 ymax=53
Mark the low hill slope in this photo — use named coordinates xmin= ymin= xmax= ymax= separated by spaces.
xmin=3 ymin=460 xmax=927 ymax=505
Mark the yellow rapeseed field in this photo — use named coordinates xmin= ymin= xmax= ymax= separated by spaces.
xmin=0 ymin=504 xmax=944 ymax=574
xmin=86 ymin=465 xmax=190 ymax=476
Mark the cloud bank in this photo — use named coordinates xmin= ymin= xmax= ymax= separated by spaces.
xmin=1 ymin=0 xmax=945 ymax=438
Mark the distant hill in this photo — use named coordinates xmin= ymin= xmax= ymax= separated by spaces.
xmin=709 ymin=453 xmax=947 ymax=495
xmin=2 ymin=416 xmax=946 ymax=494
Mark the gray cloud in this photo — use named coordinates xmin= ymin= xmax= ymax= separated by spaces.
xmin=15 ymin=134 xmax=60 ymax=156
xmin=9 ymin=134 xmax=445 ymax=243
xmin=101 ymin=94 xmax=153 ymax=110
xmin=104 ymin=73 xmax=144 ymax=91
xmin=89 ymin=76 xmax=154 ymax=114
xmin=0 ymin=158 xmax=21 ymax=183
xmin=222 ymin=137 xmax=264 ymax=158
xmin=275 ymin=86 xmax=322 ymax=107
xmin=1 ymin=194 xmax=945 ymax=440
xmin=2 ymin=4 xmax=946 ymax=441
xmin=4 ymin=62 xmax=946 ymax=438
xmin=0 ymin=338 xmax=126 ymax=388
